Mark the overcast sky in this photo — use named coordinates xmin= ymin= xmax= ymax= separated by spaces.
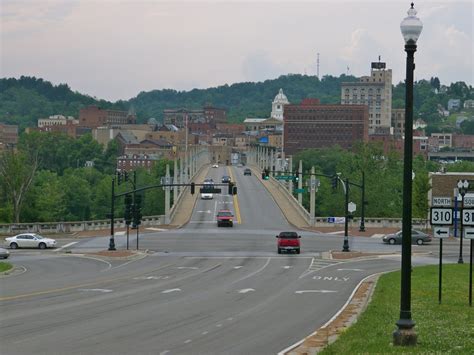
xmin=1 ymin=0 xmax=472 ymax=102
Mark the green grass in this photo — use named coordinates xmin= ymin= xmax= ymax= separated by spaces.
xmin=0 ymin=261 xmax=13 ymax=273
xmin=321 ymin=264 xmax=474 ymax=354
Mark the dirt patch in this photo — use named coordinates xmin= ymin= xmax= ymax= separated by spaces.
xmin=88 ymin=250 xmax=138 ymax=258
xmin=330 ymin=251 xmax=393 ymax=260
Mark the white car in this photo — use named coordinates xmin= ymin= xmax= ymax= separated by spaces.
xmin=5 ymin=233 xmax=57 ymax=249
xmin=212 ymin=164 xmax=219 ymax=168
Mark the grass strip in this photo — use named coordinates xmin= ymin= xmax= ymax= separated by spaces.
xmin=0 ymin=261 xmax=13 ymax=273
xmin=321 ymin=264 xmax=474 ymax=354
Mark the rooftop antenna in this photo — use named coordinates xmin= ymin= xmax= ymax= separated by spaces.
xmin=316 ymin=52 xmax=320 ymax=78
xmin=347 ymin=66 xmax=350 ymax=75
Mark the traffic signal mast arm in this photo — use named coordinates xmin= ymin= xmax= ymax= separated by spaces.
xmin=114 ymin=183 xmax=235 ymax=198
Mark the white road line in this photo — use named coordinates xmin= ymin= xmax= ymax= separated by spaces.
xmin=146 ymin=228 xmax=168 ymax=232
xmin=227 ymin=317 xmax=234 ymax=321
xmin=110 ymin=253 xmax=148 ymax=270
xmin=337 ymin=268 xmax=364 ymax=271
xmin=295 ymin=290 xmax=337 ymax=294
xmin=114 ymin=231 xmax=126 ymax=236
xmin=234 ymin=257 xmax=271 ymax=283
xmin=202 ymin=331 xmax=209 ymax=335
xmin=238 ymin=288 xmax=255 ymax=294
xmin=282 ymin=266 xmax=292 ymax=269
xmin=69 ymin=254 xmax=112 ymax=271
xmin=176 ymin=267 xmax=198 ymax=270
xmin=162 ymin=288 xmax=181 ymax=294
xmin=55 ymin=242 xmax=78 ymax=252
xmin=78 ymin=288 xmax=113 ymax=293
xmin=184 ymin=339 xmax=192 ymax=344
xmin=233 ymin=266 xmax=243 ymax=269
xmin=216 ymin=324 xmax=222 ymax=327
xmin=159 ymin=351 xmax=170 ymax=355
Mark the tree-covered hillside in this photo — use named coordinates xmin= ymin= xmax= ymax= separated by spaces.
xmin=1 ymin=75 xmax=473 ymax=131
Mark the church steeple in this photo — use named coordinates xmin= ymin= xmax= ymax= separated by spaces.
xmin=271 ymin=88 xmax=289 ymax=120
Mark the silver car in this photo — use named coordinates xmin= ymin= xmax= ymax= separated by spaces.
xmin=5 ymin=233 xmax=57 ymax=249
xmin=0 ymin=247 xmax=10 ymax=259
xmin=382 ymin=230 xmax=432 ymax=245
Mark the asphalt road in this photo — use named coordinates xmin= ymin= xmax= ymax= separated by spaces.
xmin=1 ymin=165 xmax=471 ymax=355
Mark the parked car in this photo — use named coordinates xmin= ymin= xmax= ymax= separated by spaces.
xmin=244 ymin=168 xmax=252 ymax=176
xmin=0 ymin=247 xmax=10 ymax=259
xmin=221 ymin=175 xmax=231 ymax=183
xmin=382 ymin=230 xmax=432 ymax=245
xmin=217 ymin=210 xmax=234 ymax=227
xmin=5 ymin=233 xmax=57 ymax=249
xmin=276 ymin=231 xmax=301 ymax=254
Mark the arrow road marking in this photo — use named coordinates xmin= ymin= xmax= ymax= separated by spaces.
xmin=238 ymin=288 xmax=255 ymax=294
xmin=162 ymin=288 xmax=181 ymax=294
xmin=295 ymin=290 xmax=337 ymax=294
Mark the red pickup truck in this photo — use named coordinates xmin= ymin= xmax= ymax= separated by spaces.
xmin=276 ymin=231 xmax=301 ymax=254
xmin=217 ymin=210 xmax=234 ymax=227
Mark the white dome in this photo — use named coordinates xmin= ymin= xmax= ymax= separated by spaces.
xmin=273 ymin=88 xmax=289 ymax=104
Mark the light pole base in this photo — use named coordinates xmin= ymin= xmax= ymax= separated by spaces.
xmin=458 ymin=258 xmax=464 ymax=264
xmin=108 ymin=237 xmax=116 ymax=251
xmin=393 ymin=327 xmax=417 ymax=346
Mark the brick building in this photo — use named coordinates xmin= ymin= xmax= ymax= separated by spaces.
xmin=79 ymin=106 xmax=136 ymax=129
xmin=164 ymin=106 xmax=227 ymax=128
xmin=283 ymin=98 xmax=368 ymax=155
xmin=391 ymin=108 xmax=405 ymax=138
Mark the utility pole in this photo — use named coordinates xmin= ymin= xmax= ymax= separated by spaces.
xmin=359 ymin=171 xmax=366 ymax=232
xmin=298 ymin=160 xmax=303 ymax=205
xmin=310 ymin=166 xmax=316 ymax=226
xmin=173 ymin=158 xmax=178 ymax=202
xmin=165 ymin=164 xmax=171 ymax=224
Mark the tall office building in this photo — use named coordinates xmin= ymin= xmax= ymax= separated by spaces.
xmin=341 ymin=62 xmax=392 ymax=134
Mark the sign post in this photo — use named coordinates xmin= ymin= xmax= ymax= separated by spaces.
xmin=430 ymin=207 xmax=454 ymax=304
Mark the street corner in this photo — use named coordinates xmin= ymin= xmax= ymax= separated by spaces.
xmin=0 ymin=264 xmax=27 ymax=278
xmin=330 ymin=250 xmax=396 ymax=260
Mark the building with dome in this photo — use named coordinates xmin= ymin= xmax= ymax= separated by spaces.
xmin=271 ymin=88 xmax=290 ymax=120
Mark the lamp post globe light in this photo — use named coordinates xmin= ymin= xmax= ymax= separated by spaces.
xmin=393 ymin=3 xmax=422 ymax=346
xmin=457 ymin=179 xmax=469 ymax=264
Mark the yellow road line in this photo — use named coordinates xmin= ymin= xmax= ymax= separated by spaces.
xmin=227 ymin=167 xmax=242 ymax=224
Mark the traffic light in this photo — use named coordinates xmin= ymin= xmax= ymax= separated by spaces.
xmin=124 ymin=194 xmax=132 ymax=226
xmin=190 ymin=182 xmax=195 ymax=195
xmin=293 ymin=174 xmax=299 ymax=183
xmin=133 ymin=194 xmax=143 ymax=226
xmin=331 ymin=175 xmax=338 ymax=189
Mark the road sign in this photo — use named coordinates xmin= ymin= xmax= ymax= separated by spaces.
xmin=462 ymin=208 xmax=474 ymax=226
xmin=348 ymin=202 xmax=356 ymax=213
xmin=275 ymin=175 xmax=293 ymax=181
xmin=430 ymin=207 xmax=453 ymax=225
xmin=432 ymin=197 xmax=452 ymax=207
xmin=294 ymin=188 xmax=305 ymax=193
xmin=464 ymin=196 xmax=474 ymax=207
xmin=464 ymin=228 xmax=474 ymax=239
xmin=433 ymin=226 xmax=450 ymax=238
xmin=200 ymin=187 xmax=222 ymax=194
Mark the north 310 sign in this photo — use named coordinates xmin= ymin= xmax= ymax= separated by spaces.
xmin=430 ymin=207 xmax=453 ymax=225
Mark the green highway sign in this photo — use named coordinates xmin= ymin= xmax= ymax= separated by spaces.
xmin=200 ymin=187 xmax=222 ymax=194
xmin=294 ymin=188 xmax=305 ymax=193
xmin=275 ymin=175 xmax=294 ymax=181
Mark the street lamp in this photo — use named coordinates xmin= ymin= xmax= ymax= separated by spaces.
xmin=457 ymin=179 xmax=469 ymax=264
xmin=394 ymin=3 xmax=422 ymax=346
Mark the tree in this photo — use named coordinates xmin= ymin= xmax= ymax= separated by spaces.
xmin=0 ymin=150 xmax=38 ymax=223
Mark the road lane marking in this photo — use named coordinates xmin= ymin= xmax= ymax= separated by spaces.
xmin=227 ymin=167 xmax=242 ymax=224
xmin=313 ymin=276 xmax=350 ymax=281
xmin=238 ymin=288 xmax=255 ymax=293
xmin=184 ymin=339 xmax=192 ymax=344
xmin=115 ymin=231 xmax=126 ymax=236
xmin=233 ymin=266 xmax=243 ymax=269
xmin=146 ymin=228 xmax=168 ymax=231
xmin=282 ymin=266 xmax=292 ymax=269
xmin=78 ymin=288 xmax=113 ymax=293
xmin=337 ymin=268 xmax=364 ymax=271
xmin=197 ymin=210 xmax=211 ymax=213
xmin=295 ymin=290 xmax=337 ymax=294
xmin=202 ymin=331 xmax=209 ymax=335
xmin=159 ymin=351 xmax=170 ymax=355
xmin=54 ymin=242 xmax=78 ymax=252
xmin=0 ymin=263 xmax=173 ymax=301
xmin=176 ymin=267 xmax=199 ymax=270
xmin=162 ymin=288 xmax=181 ymax=294
xmin=234 ymin=257 xmax=271 ymax=283
xmin=216 ymin=323 xmax=223 ymax=327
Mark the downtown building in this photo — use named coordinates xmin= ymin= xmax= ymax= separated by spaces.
xmin=341 ymin=61 xmax=392 ymax=134
xmin=79 ymin=105 xmax=136 ymax=129
xmin=283 ymin=98 xmax=368 ymax=155
xmin=163 ymin=106 xmax=227 ymax=128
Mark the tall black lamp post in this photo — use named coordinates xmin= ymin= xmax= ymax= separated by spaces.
xmin=457 ymin=179 xmax=469 ymax=264
xmin=393 ymin=3 xmax=422 ymax=346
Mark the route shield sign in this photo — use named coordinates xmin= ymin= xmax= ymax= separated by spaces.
xmin=430 ymin=207 xmax=453 ymax=225
xmin=464 ymin=196 xmax=474 ymax=207
xmin=433 ymin=226 xmax=450 ymax=238
xmin=461 ymin=208 xmax=474 ymax=226
xmin=432 ymin=197 xmax=451 ymax=207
